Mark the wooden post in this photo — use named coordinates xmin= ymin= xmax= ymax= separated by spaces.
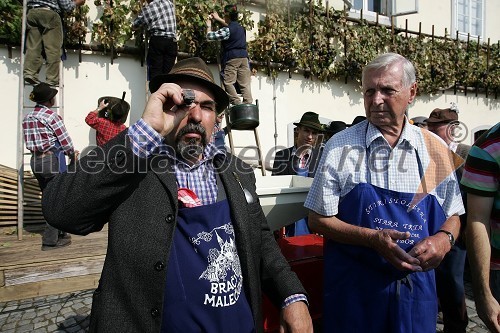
xmin=287 ymin=0 xmax=290 ymax=28
xmin=405 ymin=19 xmax=408 ymax=38
xmin=344 ymin=20 xmax=347 ymax=84
xmin=476 ymin=35 xmax=481 ymax=97
xmin=430 ymin=25 xmax=434 ymax=81
xmin=454 ymin=30 xmax=459 ymax=95
xmin=486 ymin=38 xmax=490 ymax=97
xmin=78 ymin=7 xmax=82 ymax=63
xmin=110 ymin=0 xmax=114 ymax=65
xmin=465 ymin=33 xmax=470 ymax=96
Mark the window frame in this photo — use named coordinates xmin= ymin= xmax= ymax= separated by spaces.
xmin=452 ymin=0 xmax=485 ymax=39
xmin=343 ymin=0 xmax=418 ymax=25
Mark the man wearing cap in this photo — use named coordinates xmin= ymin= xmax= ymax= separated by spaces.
xmin=42 ymin=57 xmax=313 ymax=332
xmin=272 ymin=112 xmax=323 ymax=178
xmin=272 ymin=112 xmax=323 ymax=236
xmin=427 ymin=106 xmax=470 ymax=333
xmin=207 ymin=4 xmax=253 ymax=105
xmin=23 ymin=83 xmax=76 ymax=250
xmin=85 ymin=95 xmax=129 ymax=147
xmin=305 ymin=53 xmax=464 ymax=332
xmin=24 ymin=0 xmax=85 ymax=86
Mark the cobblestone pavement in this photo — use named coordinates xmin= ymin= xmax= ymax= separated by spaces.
xmin=0 ymin=281 xmax=491 ymax=333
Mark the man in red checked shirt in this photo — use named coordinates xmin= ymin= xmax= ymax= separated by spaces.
xmin=85 ymin=95 xmax=129 ymax=146
xmin=23 ymin=82 xmax=77 ymax=251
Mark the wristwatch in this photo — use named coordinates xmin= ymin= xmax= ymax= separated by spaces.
xmin=436 ymin=229 xmax=455 ymax=246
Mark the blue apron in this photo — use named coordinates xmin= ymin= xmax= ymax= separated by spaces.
xmin=285 ymin=165 xmax=311 ymax=237
xmin=53 ymin=141 xmax=67 ymax=173
xmin=161 ymin=199 xmax=254 ymax=333
xmin=323 ymin=180 xmax=447 ymax=331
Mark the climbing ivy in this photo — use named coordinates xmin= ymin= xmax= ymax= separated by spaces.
xmin=2 ymin=0 xmax=499 ymax=97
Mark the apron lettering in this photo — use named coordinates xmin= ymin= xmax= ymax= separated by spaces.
xmin=402 ymin=223 xmax=423 ymax=231
xmin=373 ymin=217 xmax=399 ymax=228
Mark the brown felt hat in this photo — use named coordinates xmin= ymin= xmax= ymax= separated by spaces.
xmin=293 ymin=112 xmax=323 ymax=132
xmin=427 ymin=108 xmax=459 ymax=124
xmin=149 ymin=57 xmax=229 ymax=114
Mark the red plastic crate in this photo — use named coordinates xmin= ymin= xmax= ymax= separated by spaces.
xmin=262 ymin=234 xmax=324 ymax=332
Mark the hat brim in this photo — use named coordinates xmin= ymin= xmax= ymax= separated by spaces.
xmin=293 ymin=122 xmax=323 ymax=132
xmin=149 ymin=74 xmax=229 ymax=114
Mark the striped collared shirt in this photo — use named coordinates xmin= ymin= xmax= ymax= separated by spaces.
xmin=132 ymin=0 xmax=176 ymax=38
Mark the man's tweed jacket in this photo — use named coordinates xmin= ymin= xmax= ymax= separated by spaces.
xmin=42 ymin=131 xmax=306 ymax=333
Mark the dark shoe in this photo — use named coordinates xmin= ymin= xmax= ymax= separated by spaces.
xmin=59 ymin=232 xmax=72 ymax=240
xmin=24 ymin=77 xmax=40 ymax=85
xmin=41 ymin=238 xmax=71 ymax=251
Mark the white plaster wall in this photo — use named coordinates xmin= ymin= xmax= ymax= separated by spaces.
xmin=1 ymin=46 xmax=499 ymax=170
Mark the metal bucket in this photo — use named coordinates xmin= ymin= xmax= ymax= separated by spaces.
xmin=229 ymin=103 xmax=259 ymax=130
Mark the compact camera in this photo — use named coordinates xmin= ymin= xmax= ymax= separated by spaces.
xmin=182 ymin=89 xmax=195 ymax=106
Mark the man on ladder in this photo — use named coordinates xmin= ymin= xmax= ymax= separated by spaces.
xmin=23 ymin=0 xmax=85 ymax=86
xmin=206 ymin=4 xmax=252 ymax=106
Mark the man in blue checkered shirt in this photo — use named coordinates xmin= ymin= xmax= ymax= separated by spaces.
xmin=43 ymin=57 xmax=313 ymax=332
xmin=132 ymin=0 xmax=177 ymax=81
xmin=305 ymin=53 xmax=464 ymax=333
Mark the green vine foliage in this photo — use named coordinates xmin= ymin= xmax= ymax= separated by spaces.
xmin=1 ymin=0 xmax=499 ymax=96
xmin=64 ymin=5 xmax=90 ymax=46
xmin=0 ymin=0 xmax=22 ymax=44
xmin=248 ymin=0 xmax=300 ymax=76
xmin=485 ymin=43 xmax=500 ymax=91
xmin=92 ymin=0 xmax=134 ymax=49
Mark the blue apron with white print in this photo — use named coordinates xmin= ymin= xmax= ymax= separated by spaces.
xmin=323 ymin=183 xmax=447 ymax=332
xmin=161 ymin=199 xmax=255 ymax=333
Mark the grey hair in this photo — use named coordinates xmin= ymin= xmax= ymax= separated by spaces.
xmin=362 ymin=53 xmax=416 ymax=88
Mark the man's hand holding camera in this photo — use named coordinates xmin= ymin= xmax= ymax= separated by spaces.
xmin=142 ymin=83 xmax=196 ymax=137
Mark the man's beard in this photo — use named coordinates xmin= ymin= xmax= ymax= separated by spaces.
xmin=175 ymin=122 xmax=207 ymax=161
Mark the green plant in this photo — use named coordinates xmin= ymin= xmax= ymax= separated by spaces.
xmin=92 ymin=0 xmax=134 ymax=50
xmin=2 ymin=0 xmax=499 ymax=97
xmin=248 ymin=0 xmax=300 ymax=75
xmin=0 ymin=0 xmax=22 ymax=44
xmin=64 ymin=5 xmax=90 ymax=45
